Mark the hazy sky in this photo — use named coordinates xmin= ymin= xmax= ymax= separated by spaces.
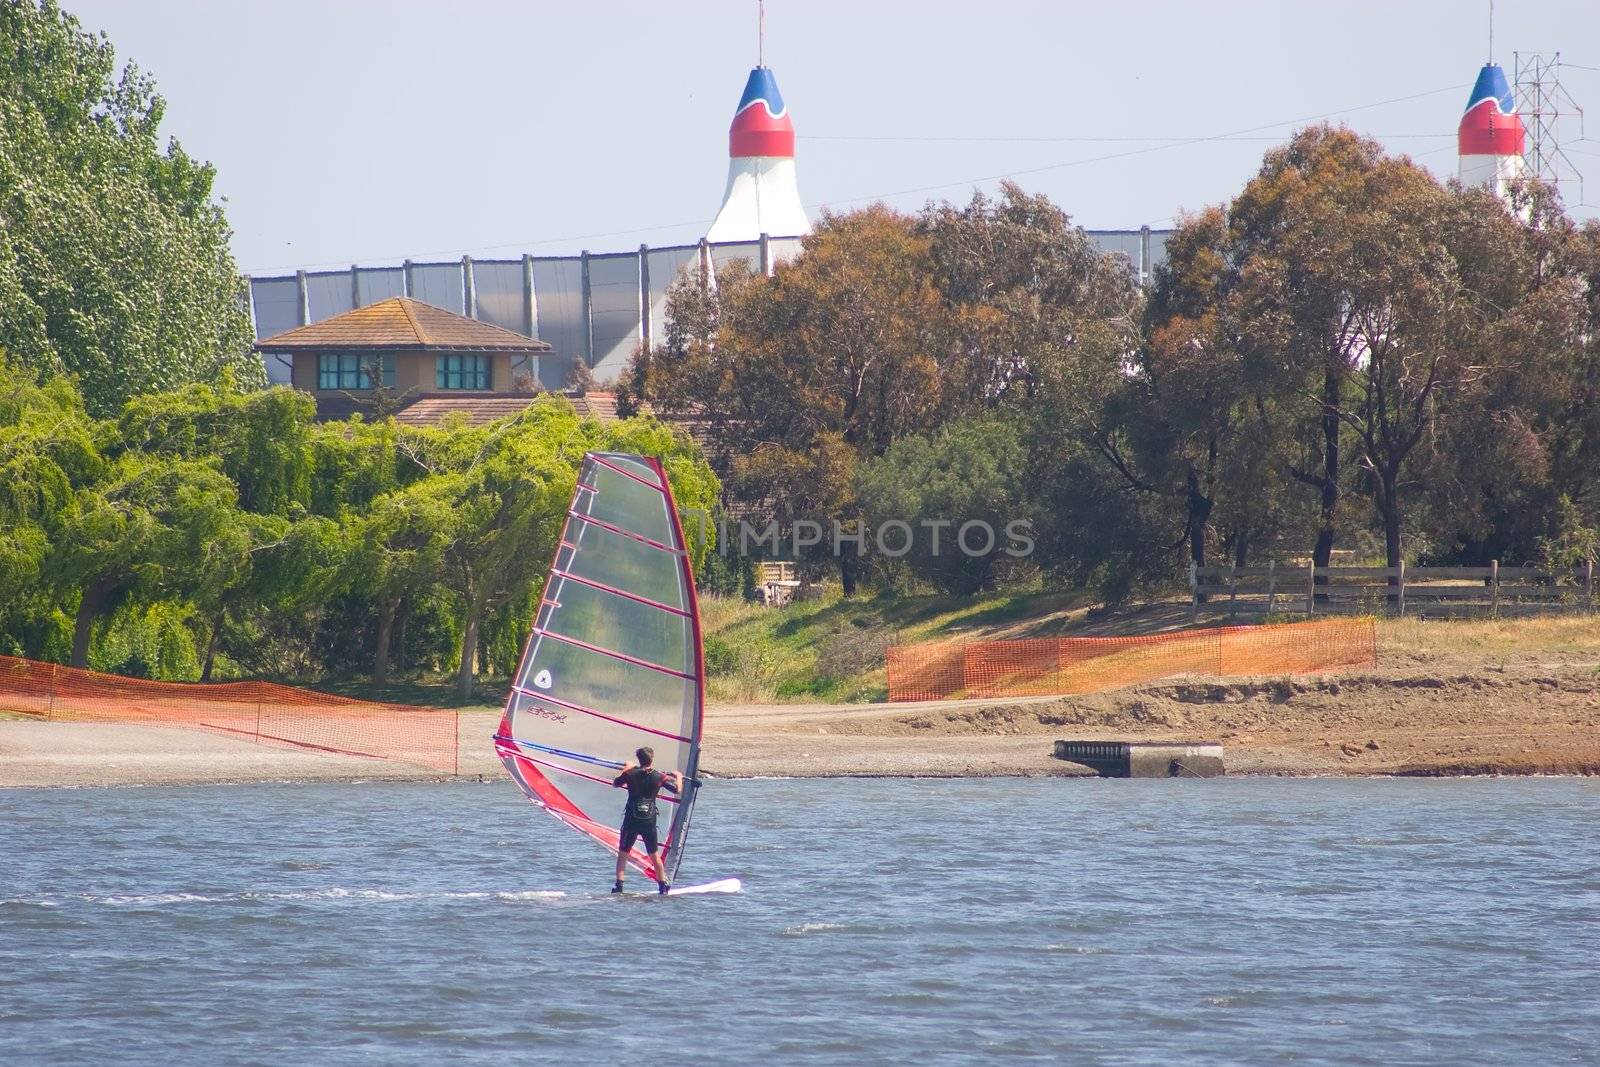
xmin=61 ymin=1 xmax=1600 ymax=276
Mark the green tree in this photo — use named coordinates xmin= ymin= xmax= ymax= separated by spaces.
xmin=855 ymin=415 xmax=1028 ymax=595
xmin=0 ymin=356 xmax=102 ymax=654
xmin=47 ymin=452 xmax=244 ymax=667
xmin=117 ymin=383 xmax=315 ymax=515
xmin=628 ymin=207 xmax=947 ymax=593
xmin=394 ymin=400 xmax=717 ymax=699
xmin=349 ymin=488 xmax=452 ymax=685
xmin=919 ymin=182 xmax=1142 ymax=407
xmin=0 ymin=0 xmax=259 ymax=416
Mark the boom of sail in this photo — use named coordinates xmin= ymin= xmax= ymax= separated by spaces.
xmin=494 ymin=453 xmax=705 ymax=881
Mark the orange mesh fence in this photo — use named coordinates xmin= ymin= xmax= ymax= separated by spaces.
xmin=887 ymin=618 xmax=1376 ymax=702
xmin=0 ymin=656 xmax=459 ymax=774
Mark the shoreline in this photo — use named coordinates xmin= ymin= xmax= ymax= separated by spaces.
xmin=4 ymin=647 xmax=1598 ymax=788
xmin=3 ymin=698 xmax=1597 ymax=790
xmin=3 ymin=764 xmax=1594 ymax=791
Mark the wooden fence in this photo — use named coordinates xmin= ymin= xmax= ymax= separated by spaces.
xmin=1189 ymin=560 xmax=1597 ymax=621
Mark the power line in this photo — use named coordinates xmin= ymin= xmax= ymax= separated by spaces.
xmin=242 ymin=81 xmax=1470 ymax=275
xmin=802 ymin=133 xmax=1454 ymax=144
xmin=813 ymin=83 xmax=1471 ymax=212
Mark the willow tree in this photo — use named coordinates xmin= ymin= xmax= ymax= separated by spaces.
xmin=402 ymin=399 xmax=718 ymax=700
xmin=48 ymin=453 xmax=244 ymax=667
xmin=0 ymin=357 xmax=102 ymax=656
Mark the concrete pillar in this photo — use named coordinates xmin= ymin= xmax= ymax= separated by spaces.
xmin=462 ymin=255 xmax=477 ymax=318
xmin=350 ymin=264 xmax=361 ymax=309
xmin=403 ymin=259 xmax=415 ymax=298
xmin=759 ymin=232 xmax=773 ymax=277
xmin=295 ymin=270 xmax=310 ymax=325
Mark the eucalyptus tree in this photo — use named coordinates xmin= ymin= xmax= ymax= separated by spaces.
xmin=625 ymin=207 xmax=948 ymax=593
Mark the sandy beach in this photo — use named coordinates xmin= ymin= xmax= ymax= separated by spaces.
xmin=3 ymin=640 xmax=1597 ymax=786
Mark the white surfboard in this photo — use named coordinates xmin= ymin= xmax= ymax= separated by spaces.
xmin=666 ymin=878 xmax=742 ymax=896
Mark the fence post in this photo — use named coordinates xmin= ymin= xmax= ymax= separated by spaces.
xmin=1227 ymin=562 xmax=1239 ymax=617
xmin=1266 ymin=560 xmax=1277 ymax=615
xmin=255 ymin=700 xmax=263 ymax=744
xmin=1396 ymin=559 xmax=1406 ymax=617
xmin=1306 ymin=560 xmax=1316 ymax=616
xmin=1189 ymin=561 xmax=1199 ymax=623
xmin=454 ymin=710 xmax=461 ymax=777
xmin=1585 ymin=558 xmax=1595 ymax=615
xmin=47 ymin=662 xmax=58 ymax=722
xmin=1490 ymin=559 xmax=1500 ymax=617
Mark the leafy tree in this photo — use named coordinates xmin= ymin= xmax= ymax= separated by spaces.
xmin=855 ymin=415 xmax=1028 ymax=595
xmin=628 ymin=208 xmax=948 ymax=593
xmin=350 ymin=488 xmax=453 ymax=685
xmin=1224 ymin=127 xmax=1400 ymax=572
xmin=0 ymin=0 xmax=259 ymax=415
xmin=393 ymin=399 xmax=718 ymax=699
xmin=1178 ymin=127 xmax=1532 ymax=576
xmin=919 ymin=182 xmax=1142 ymax=408
xmin=0 ymin=356 xmax=102 ymax=653
xmin=918 ymin=188 xmax=1156 ymax=591
xmin=47 ymin=452 xmax=244 ymax=666
xmin=117 ymin=384 xmax=315 ymax=515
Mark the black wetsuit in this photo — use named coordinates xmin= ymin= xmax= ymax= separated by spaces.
xmin=613 ymin=766 xmax=679 ymax=853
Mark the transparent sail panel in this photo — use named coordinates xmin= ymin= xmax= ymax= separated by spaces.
xmin=554 ymin=523 xmax=686 ymax=611
xmin=541 ymin=580 xmax=693 ymax=677
xmin=581 ymin=461 xmax=676 ymax=547
xmin=497 ymin=452 xmax=703 ymax=881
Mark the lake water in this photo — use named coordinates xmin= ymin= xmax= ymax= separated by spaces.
xmin=2 ymin=778 xmax=1596 ymax=1065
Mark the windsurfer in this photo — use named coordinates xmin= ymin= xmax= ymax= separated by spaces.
xmin=612 ymin=746 xmax=682 ymax=894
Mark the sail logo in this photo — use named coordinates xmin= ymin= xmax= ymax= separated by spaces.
xmin=534 ymin=669 xmax=553 ymax=689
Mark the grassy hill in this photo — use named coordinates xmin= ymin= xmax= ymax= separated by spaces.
xmin=323 ymin=588 xmax=1600 ymax=710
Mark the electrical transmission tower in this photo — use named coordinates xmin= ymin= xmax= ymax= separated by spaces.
xmin=1513 ymin=53 xmax=1586 ymax=204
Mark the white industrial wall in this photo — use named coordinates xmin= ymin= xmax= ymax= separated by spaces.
xmin=247 ymin=229 xmax=1171 ymax=388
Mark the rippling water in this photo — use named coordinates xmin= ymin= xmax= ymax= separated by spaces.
xmin=2 ymin=778 xmax=1596 ymax=1065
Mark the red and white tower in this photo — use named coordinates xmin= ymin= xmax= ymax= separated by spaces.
xmin=706 ymin=66 xmax=810 ymax=243
xmin=1458 ymin=62 xmax=1526 ymax=197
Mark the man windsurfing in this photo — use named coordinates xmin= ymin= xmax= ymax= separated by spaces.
xmin=611 ymin=746 xmax=682 ymax=894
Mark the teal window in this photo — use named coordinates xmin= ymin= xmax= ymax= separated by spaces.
xmin=317 ymin=353 xmax=395 ymax=390
xmin=436 ymin=354 xmax=490 ymax=390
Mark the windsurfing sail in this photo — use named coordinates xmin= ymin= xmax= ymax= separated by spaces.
xmin=494 ymin=452 xmax=705 ymax=882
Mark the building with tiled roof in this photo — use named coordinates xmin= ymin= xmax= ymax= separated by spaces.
xmin=254 ymin=297 xmax=551 ymax=419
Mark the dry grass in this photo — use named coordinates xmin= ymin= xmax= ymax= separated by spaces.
xmin=1379 ymin=614 xmax=1600 ymax=656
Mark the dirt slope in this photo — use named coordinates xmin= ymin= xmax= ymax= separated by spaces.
xmin=702 ymin=646 xmax=1600 ymax=777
